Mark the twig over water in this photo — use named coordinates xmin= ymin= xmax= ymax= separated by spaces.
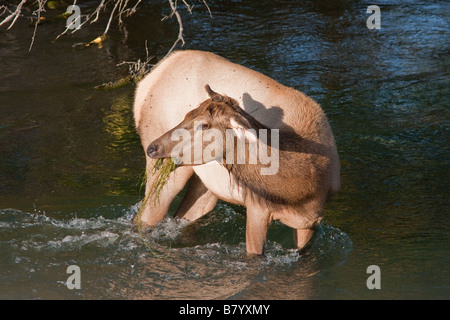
xmin=0 ymin=0 xmax=211 ymax=66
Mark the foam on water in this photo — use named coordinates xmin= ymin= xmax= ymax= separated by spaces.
xmin=0 ymin=204 xmax=352 ymax=299
xmin=147 ymin=217 xmax=191 ymax=241
xmin=0 ymin=204 xmax=352 ymax=263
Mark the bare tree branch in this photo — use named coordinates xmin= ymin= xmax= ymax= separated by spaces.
xmin=0 ymin=0 xmax=27 ymax=30
xmin=126 ymin=0 xmax=142 ymax=17
xmin=116 ymin=40 xmax=154 ymax=81
xmin=29 ymin=0 xmax=48 ymax=51
xmin=54 ymin=0 xmax=79 ymax=40
xmin=90 ymin=0 xmax=105 ymax=24
xmin=202 ymin=0 xmax=212 ymax=17
xmin=181 ymin=0 xmax=193 ymax=14
xmin=1 ymin=0 xmax=212 ymax=78
xmin=103 ymin=0 xmax=120 ymax=35
xmin=164 ymin=0 xmax=186 ymax=56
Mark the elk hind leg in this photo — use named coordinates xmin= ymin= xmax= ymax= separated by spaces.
xmin=246 ymin=206 xmax=271 ymax=255
xmin=294 ymin=228 xmax=315 ymax=250
xmin=272 ymin=203 xmax=320 ymax=251
xmin=174 ymin=173 xmax=218 ymax=221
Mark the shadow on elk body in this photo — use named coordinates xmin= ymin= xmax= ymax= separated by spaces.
xmin=134 ymin=50 xmax=340 ymax=255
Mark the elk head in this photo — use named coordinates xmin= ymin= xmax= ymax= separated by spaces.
xmin=146 ymin=85 xmax=259 ymax=166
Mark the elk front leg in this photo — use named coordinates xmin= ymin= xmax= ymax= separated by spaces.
xmin=136 ymin=165 xmax=193 ymax=226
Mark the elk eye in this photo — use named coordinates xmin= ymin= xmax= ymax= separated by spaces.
xmin=196 ymin=123 xmax=209 ymax=131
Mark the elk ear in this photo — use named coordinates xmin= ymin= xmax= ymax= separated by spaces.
xmin=229 ymin=117 xmax=257 ymax=142
xmin=205 ymin=84 xmax=226 ymax=102
xmin=205 ymin=85 xmax=218 ymax=98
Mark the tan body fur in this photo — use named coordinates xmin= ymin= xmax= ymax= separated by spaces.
xmin=134 ymin=50 xmax=340 ymax=255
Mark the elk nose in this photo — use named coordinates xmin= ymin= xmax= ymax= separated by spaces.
xmin=147 ymin=143 xmax=159 ymax=158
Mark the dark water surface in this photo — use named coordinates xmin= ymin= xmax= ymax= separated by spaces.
xmin=0 ymin=0 xmax=449 ymax=299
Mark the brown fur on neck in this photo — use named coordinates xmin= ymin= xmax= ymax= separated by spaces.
xmin=204 ymin=94 xmax=330 ymax=207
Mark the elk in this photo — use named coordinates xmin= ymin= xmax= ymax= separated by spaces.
xmin=134 ymin=50 xmax=340 ymax=255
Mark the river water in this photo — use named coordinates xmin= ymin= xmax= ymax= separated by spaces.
xmin=0 ymin=0 xmax=449 ymax=299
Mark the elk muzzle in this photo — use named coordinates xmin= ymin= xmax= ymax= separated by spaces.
xmin=147 ymin=142 xmax=161 ymax=158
